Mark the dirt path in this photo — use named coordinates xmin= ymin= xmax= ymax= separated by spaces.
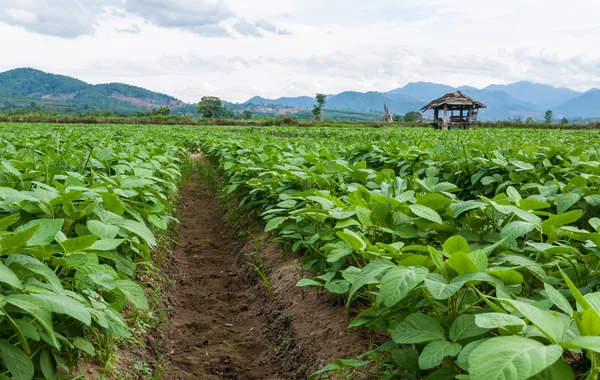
xmin=164 ymin=175 xmax=277 ymax=379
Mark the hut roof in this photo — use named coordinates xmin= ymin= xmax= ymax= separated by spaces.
xmin=420 ymin=90 xmax=486 ymax=111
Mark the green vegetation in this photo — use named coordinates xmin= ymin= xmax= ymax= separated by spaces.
xmin=2 ymin=123 xmax=600 ymax=379
xmin=311 ymin=94 xmax=327 ymax=121
xmin=197 ymin=126 xmax=600 ymax=379
xmin=0 ymin=124 xmax=183 ymax=379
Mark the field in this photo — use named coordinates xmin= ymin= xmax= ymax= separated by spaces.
xmin=1 ymin=123 xmax=600 ymax=379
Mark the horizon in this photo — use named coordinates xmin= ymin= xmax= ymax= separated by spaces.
xmin=2 ymin=66 xmax=597 ymax=105
xmin=1 ymin=1 xmax=599 ymax=103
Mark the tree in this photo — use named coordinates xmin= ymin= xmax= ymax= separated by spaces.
xmin=544 ymin=110 xmax=553 ymax=124
xmin=312 ymin=93 xmax=327 ymax=121
xmin=561 ymin=117 xmax=569 ymax=124
xmin=197 ymin=96 xmax=224 ymax=118
xmin=404 ymin=111 xmax=423 ymax=122
xmin=242 ymin=110 xmax=253 ymax=120
xmin=151 ymin=106 xmax=171 ymax=116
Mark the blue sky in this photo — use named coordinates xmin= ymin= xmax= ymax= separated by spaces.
xmin=0 ymin=0 xmax=599 ymax=102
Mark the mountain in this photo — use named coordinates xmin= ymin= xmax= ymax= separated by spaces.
xmin=555 ymin=89 xmax=600 ymax=118
xmin=0 ymin=68 xmax=194 ymax=115
xmin=484 ymin=81 xmax=581 ymax=108
xmin=387 ymin=82 xmax=455 ymax=101
xmin=246 ymin=95 xmax=315 ymax=109
xmin=247 ymin=85 xmax=543 ymax=121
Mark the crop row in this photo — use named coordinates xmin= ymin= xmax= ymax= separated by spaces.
xmin=198 ymin=128 xmax=600 ymax=379
xmin=0 ymin=126 xmax=183 ymax=379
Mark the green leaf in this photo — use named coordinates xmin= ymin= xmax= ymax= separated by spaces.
xmin=425 ymin=273 xmax=465 ymax=300
xmin=4 ymin=295 xmax=58 ymax=348
xmin=561 ymin=336 xmax=600 ymax=353
xmin=40 ymin=349 xmax=58 ymax=380
xmin=296 ymin=278 xmax=322 ymax=288
xmin=0 ymin=339 xmax=34 ymax=380
xmin=29 ymin=294 xmax=91 ymax=325
xmin=544 ymin=284 xmax=573 ymax=316
xmin=90 ymin=239 xmax=125 ymax=251
xmin=391 ymin=312 xmax=445 ymax=344
xmin=447 ymin=252 xmax=480 ymax=275
xmin=0 ymin=213 xmax=20 ymax=230
xmin=409 ymin=204 xmax=443 ymax=224
xmin=498 ymin=299 xmax=568 ymax=344
xmin=449 ymin=314 xmax=489 ymax=342
xmin=487 ymin=267 xmax=523 ymax=285
xmin=73 ymin=337 xmax=96 ymax=356
xmin=379 ymin=266 xmax=428 ymax=307
xmin=87 ymin=220 xmax=119 ymax=240
xmin=329 ymin=210 xmax=356 ymax=220
xmin=59 ymin=235 xmax=99 ymax=253
xmin=443 ymin=235 xmax=470 ymax=255
xmin=528 ymin=359 xmax=573 ymax=380
xmin=456 ymin=338 xmax=487 ymax=372
xmin=265 ymin=216 xmax=287 ymax=232
xmin=507 ymin=186 xmax=522 ymax=205
xmin=554 ymin=193 xmax=581 ymax=214
xmin=542 ymin=210 xmax=583 ymax=229
xmin=475 ymin=313 xmax=526 ymax=329
xmin=416 ymin=193 xmax=452 ymax=211
xmin=501 ymin=221 xmax=536 ymax=241
xmin=15 ymin=219 xmax=64 ymax=246
xmin=347 ymin=259 xmax=394 ymax=303
xmin=558 ymin=267 xmax=592 ymax=311
xmin=0 ymin=261 xmax=23 ymax=289
xmin=469 ymin=336 xmax=562 ymax=380
xmin=336 ymin=229 xmax=367 ymax=252
xmin=121 ymin=220 xmax=156 ymax=246
xmin=390 ymin=347 xmax=418 ymax=371
xmin=114 ymin=280 xmax=149 ymax=310
xmin=99 ymin=191 xmax=125 ymax=215
xmin=418 ymin=340 xmax=462 ymax=370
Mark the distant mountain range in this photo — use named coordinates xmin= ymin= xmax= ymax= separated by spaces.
xmin=0 ymin=68 xmax=599 ymax=120
xmin=246 ymin=82 xmax=600 ymax=121
xmin=0 ymin=68 xmax=196 ymax=115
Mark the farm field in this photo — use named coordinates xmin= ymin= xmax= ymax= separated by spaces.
xmin=1 ymin=123 xmax=600 ymax=379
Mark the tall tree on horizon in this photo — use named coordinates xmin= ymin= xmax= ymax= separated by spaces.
xmin=312 ymin=93 xmax=327 ymax=121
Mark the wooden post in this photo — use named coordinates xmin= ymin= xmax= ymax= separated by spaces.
xmin=434 ymin=108 xmax=439 ymax=127
xmin=468 ymin=106 xmax=473 ymax=124
xmin=443 ymin=104 xmax=448 ymax=130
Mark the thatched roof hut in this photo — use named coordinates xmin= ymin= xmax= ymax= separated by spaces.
xmin=421 ymin=90 xmax=486 ymax=129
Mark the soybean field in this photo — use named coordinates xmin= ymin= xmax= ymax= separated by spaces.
xmin=1 ymin=123 xmax=600 ymax=380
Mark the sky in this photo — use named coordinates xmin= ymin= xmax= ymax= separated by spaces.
xmin=0 ymin=0 xmax=599 ymax=103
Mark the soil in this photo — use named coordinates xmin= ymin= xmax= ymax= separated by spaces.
xmin=163 ymin=167 xmax=371 ymax=379
xmin=164 ymin=175 xmax=277 ymax=379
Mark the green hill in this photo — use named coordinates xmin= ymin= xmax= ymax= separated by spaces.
xmin=0 ymin=68 xmax=196 ymax=115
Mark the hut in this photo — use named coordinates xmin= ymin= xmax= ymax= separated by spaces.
xmin=421 ymin=91 xmax=486 ymax=130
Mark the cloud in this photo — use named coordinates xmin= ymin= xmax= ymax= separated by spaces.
xmin=124 ymin=0 xmax=234 ymax=36
xmin=255 ymin=18 xmax=291 ymax=35
xmin=233 ymin=18 xmax=263 ymax=37
xmin=115 ymin=24 xmax=141 ymax=34
xmin=0 ymin=0 xmax=109 ymax=38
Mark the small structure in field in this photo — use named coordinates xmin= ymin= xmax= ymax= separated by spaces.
xmin=421 ymin=91 xmax=486 ymax=130
xmin=382 ymin=104 xmax=393 ymax=123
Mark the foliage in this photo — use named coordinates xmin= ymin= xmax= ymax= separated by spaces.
xmin=197 ymin=96 xmax=225 ymax=118
xmin=198 ymin=126 xmax=600 ymax=379
xmin=0 ymin=124 xmax=183 ymax=379
xmin=404 ymin=111 xmax=423 ymax=122
xmin=312 ymin=94 xmax=327 ymax=121
xmin=545 ymin=109 xmax=554 ymax=123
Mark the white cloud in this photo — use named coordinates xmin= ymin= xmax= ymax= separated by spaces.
xmin=0 ymin=0 xmax=600 ymax=101
xmin=233 ymin=18 xmax=262 ymax=37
